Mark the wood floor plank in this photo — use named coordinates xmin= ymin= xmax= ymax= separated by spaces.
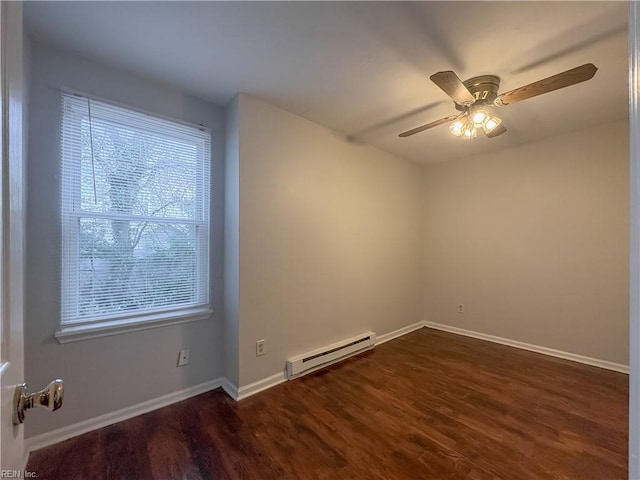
xmin=27 ymin=328 xmax=628 ymax=479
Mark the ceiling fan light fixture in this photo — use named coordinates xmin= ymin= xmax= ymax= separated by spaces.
xmin=400 ymin=63 xmax=597 ymax=140
xmin=449 ymin=119 xmax=465 ymax=137
xmin=447 ymin=111 xmax=500 ymax=140
xmin=472 ymin=110 xmax=487 ymax=127
xmin=462 ymin=123 xmax=477 ymax=139
xmin=482 ymin=115 xmax=502 ymax=134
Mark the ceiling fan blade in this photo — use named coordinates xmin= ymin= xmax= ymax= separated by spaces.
xmin=430 ymin=71 xmax=476 ymax=106
xmin=399 ymin=115 xmax=460 ymax=138
xmin=486 ymin=123 xmax=507 ymax=138
xmin=495 ymin=63 xmax=597 ymax=106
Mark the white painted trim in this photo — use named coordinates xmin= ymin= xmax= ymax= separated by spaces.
xmin=25 ymin=378 xmax=223 ymax=453
xmin=630 ymin=1 xmax=640 ymax=477
xmin=21 ymin=324 xmax=444 ymax=453
xmin=220 ymin=377 xmax=239 ymax=400
xmin=425 ymin=322 xmax=629 ymax=374
xmin=54 ymin=308 xmax=213 ymax=343
xmin=237 ymin=372 xmax=286 ymax=400
xmin=221 ymin=373 xmax=288 ymax=401
xmin=24 ymin=317 xmax=629 ymax=457
xmin=377 ymin=321 xmax=425 ymax=345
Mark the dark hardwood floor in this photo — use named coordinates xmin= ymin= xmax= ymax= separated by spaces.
xmin=27 ymin=328 xmax=628 ymax=479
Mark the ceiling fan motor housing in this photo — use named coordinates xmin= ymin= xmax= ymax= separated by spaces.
xmin=455 ymin=75 xmax=501 ymax=110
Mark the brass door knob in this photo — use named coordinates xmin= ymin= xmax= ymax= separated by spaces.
xmin=13 ymin=379 xmax=64 ymax=425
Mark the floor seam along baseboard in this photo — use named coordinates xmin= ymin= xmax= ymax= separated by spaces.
xmin=423 ymin=321 xmax=628 ymax=374
xmin=27 ymin=319 xmax=625 ymax=454
xmin=26 ymin=378 xmax=224 ymax=453
xmin=24 ymin=321 xmax=424 ymax=452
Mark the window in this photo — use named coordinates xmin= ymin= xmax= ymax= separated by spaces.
xmin=57 ymin=93 xmax=211 ymax=341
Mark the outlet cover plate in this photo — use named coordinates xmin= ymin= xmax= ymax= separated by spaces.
xmin=178 ymin=349 xmax=190 ymax=366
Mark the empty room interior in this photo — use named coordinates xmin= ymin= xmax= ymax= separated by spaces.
xmin=0 ymin=1 xmax=635 ymax=479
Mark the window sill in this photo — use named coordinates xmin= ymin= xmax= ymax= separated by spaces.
xmin=54 ymin=307 xmax=213 ymax=344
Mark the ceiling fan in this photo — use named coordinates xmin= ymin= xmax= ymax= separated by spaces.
xmin=399 ymin=63 xmax=597 ymax=140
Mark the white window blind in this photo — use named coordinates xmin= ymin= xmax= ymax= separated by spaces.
xmin=60 ymin=92 xmax=211 ymax=328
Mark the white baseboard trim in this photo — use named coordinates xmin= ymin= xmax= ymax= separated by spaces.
xmin=377 ymin=321 xmax=426 ymax=345
xmin=424 ymin=321 xmax=629 ymax=374
xmin=237 ymin=372 xmax=287 ymax=400
xmin=22 ymin=322 xmax=424 ymax=453
xmin=220 ymin=377 xmax=239 ymax=400
xmin=25 ymin=377 xmax=223 ymax=453
xmin=27 ymin=320 xmax=625 ymax=455
xmin=228 ymin=322 xmax=427 ymax=401
xmin=221 ymin=372 xmax=286 ymax=401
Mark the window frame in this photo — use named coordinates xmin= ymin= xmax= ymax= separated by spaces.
xmin=55 ymin=92 xmax=212 ymax=343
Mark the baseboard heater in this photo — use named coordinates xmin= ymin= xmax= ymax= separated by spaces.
xmin=286 ymin=331 xmax=376 ymax=379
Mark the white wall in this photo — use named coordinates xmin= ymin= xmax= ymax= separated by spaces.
xmin=223 ymin=95 xmax=240 ymax=385
xmin=423 ymin=120 xmax=629 ymax=365
xmin=25 ymin=43 xmax=226 ymax=437
xmin=234 ymin=94 xmax=424 ymax=386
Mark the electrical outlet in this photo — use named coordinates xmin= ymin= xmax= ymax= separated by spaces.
xmin=457 ymin=304 xmax=464 ymax=314
xmin=178 ymin=349 xmax=190 ymax=366
xmin=256 ymin=339 xmax=266 ymax=357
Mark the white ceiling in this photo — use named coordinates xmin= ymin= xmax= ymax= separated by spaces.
xmin=24 ymin=1 xmax=629 ymax=165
